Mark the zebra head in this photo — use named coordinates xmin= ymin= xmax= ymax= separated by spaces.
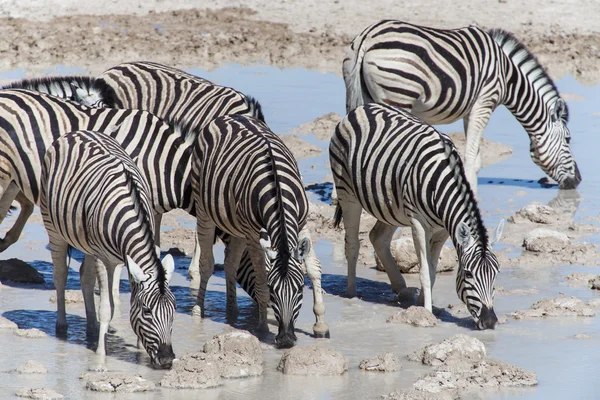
xmin=261 ymin=230 xmax=308 ymax=348
xmin=455 ymin=220 xmax=504 ymax=330
xmin=530 ymin=98 xmax=581 ymax=189
xmin=70 ymin=81 xmax=109 ymax=108
xmin=127 ymin=254 xmax=177 ymax=369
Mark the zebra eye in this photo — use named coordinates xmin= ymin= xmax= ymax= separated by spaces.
xmin=464 ymin=270 xmax=474 ymax=279
xmin=142 ymin=306 xmax=152 ymax=317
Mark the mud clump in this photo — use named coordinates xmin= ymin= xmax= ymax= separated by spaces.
xmin=49 ymin=290 xmax=84 ymax=304
xmin=408 ymin=334 xmax=486 ymax=366
xmin=16 ymin=361 xmax=47 ymax=374
xmin=564 ymin=273 xmax=595 ymax=287
xmin=375 ymin=237 xmax=456 ymax=274
xmin=278 ymin=345 xmax=348 ymax=376
xmin=0 ymin=316 xmax=18 ymax=330
xmin=510 ymin=203 xmax=558 ymax=224
xmin=523 ymin=228 xmax=570 ymax=252
xmin=387 ymin=306 xmax=438 ymax=327
xmin=359 ymin=353 xmax=402 ymax=372
xmin=447 ymin=132 xmax=513 ymax=170
xmin=574 ymin=334 xmax=592 ymax=339
xmin=16 ymin=388 xmax=64 ymax=400
xmin=0 ymin=258 xmax=44 ymax=284
xmin=279 ymin=134 xmax=322 ymax=160
xmin=509 ymin=297 xmax=595 ymax=319
xmin=290 ymin=112 xmax=341 ymax=141
xmin=14 ymin=328 xmax=47 ymax=338
xmin=161 ymin=329 xmax=263 ymax=389
xmin=81 ymin=372 xmax=156 ymax=392
xmin=383 ymin=388 xmax=454 ymax=400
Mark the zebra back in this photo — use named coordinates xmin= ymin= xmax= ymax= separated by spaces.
xmin=1 ymin=75 xmax=117 ymax=108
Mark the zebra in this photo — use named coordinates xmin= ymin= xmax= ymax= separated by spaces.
xmin=330 ymin=103 xmax=504 ymax=330
xmin=343 ymin=20 xmax=581 ymax=193
xmin=192 ymin=114 xmax=329 ymax=347
xmin=40 ymin=129 xmax=176 ymax=368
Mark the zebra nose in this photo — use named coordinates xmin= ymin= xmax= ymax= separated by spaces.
xmin=275 ymin=323 xmax=297 ymax=349
xmin=559 ymin=163 xmax=582 ymax=189
xmin=478 ymin=305 xmax=498 ymax=330
xmin=155 ymin=343 xmax=175 ymax=369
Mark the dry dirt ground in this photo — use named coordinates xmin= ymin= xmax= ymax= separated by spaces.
xmin=0 ymin=1 xmax=598 ymax=83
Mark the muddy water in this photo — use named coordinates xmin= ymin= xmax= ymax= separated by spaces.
xmin=0 ymin=65 xmax=599 ymax=399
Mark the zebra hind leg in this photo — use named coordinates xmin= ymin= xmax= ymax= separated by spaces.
xmin=0 ymin=187 xmax=33 ymax=252
xmin=191 ymin=213 xmax=216 ymax=318
xmin=246 ymin=240 xmax=270 ymax=336
xmin=94 ymin=257 xmax=116 ymax=357
xmin=223 ymin=237 xmax=246 ymax=320
xmin=411 ymin=218 xmax=434 ymax=311
xmin=80 ymin=255 xmax=99 ymax=335
xmin=49 ymin=236 xmax=70 ymax=338
xmin=369 ymin=221 xmax=406 ymax=294
xmin=337 ymin=199 xmax=362 ymax=298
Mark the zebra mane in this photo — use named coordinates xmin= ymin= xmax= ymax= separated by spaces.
xmin=440 ymin=134 xmax=489 ymax=254
xmin=121 ymin=166 xmax=167 ymax=294
xmin=160 ymin=115 xmax=201 ymax=146
xmin=245 ymin=95 xmax=265 ymax=123
xmin=489 ymin=28 xmax=568 ymax=122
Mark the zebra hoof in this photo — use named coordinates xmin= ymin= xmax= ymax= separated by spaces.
xmin=191 ymin=305 xmax=203 ymax=318
xmin=313 ymin=322 xmax=330 ymax=339
xmin=314 ymin=330 xmax=330 ymax=339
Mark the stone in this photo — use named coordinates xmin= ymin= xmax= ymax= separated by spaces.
xmin=15 ymin=328 xmax=47 ymax=338
xmin=0 ymin=316 xmax=18 ymax=330
xmin=15 ymin=388 xmax=64 ymax=400
xmin=278 ymin=345 xmax=348 ymax=376
xmin=203 ymin=329 xmax=263 ymax=365
xmin=81 ymin=372 xmax=156 ymax=392
xmin=359 ymin=353 xmax=402 ymax=372
xmin=0 ymin=258 xmax=44 ymax=284
xmin=16 ymin=361 xmax=48 ymax=374
xmin=375 ymin=237 xmax=456 ymax=273
xmin=387 ymin=306 xmax=438 ymax=327
xmin=408 ymin=334 xmax=486 ymax=366
xmin=509 ymin=297 xmax=595 ymax=319
xmin=49 ymin=290 xmax=84 ymax=304
xmin=523 ymin=228 xmax=570 ymax=253
xmin=161 ymin=353 xmax=223 ymax=389
xmin=290 ymin=112 xmax=341 ymax=141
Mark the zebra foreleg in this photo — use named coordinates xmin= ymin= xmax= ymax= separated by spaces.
xmin=0 ymin=187 xmax=33 ymax=252
xmin=80 ymin=255 xmax=99 ymax=334
xmin=411 ymin=218 xmax=434 ymax=311
xmin=417 ymin=229 xmax=448 ymax=308
xmin=338 ymin=199 xmax=362 ymax=298
xmin=49 ymin=236 xmax=70 ymax=338
xmin=223 ymin=237 xmax=246 ymax=320
xmin=94 ymin=257 xmax=115 ymax=357
xmin=369 ymin=221 xmax=406 ymax=293
xmin=299 ymin=227 xmax=330 ymax=338
xmin=247 ymin=241 xmax=270 ymax=335
xmin=188 ymin=234 xmax=201 ymax=280
xmin=191 ymin=212 xmax=216 ymax=318
xmin=463 ymin=105 xmax=494 ymax=195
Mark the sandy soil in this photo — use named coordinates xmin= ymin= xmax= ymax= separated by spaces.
xmin=0 ymin=1 xmax=597 ymax=83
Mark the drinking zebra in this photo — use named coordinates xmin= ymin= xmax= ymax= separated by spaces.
xmin=343 ymin=20 xmax=581 ymax=193
xmin=40 ymin=129 xmax=176 ymax=368
xmin=330 ymin=103 xmax=503 ymax=330
xmin=192 ymin=114 xmax=329 ymax=347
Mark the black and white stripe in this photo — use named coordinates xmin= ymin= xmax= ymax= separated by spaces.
xmin=191 ymin=114 xmax=329 ymax=347
xmin=330 ymin=103 xmax=504 ymax=330
xmin=343 ymin=20 xmax=581 ymax=192
xmin=40 ymin=130 xmax=176 ymax=368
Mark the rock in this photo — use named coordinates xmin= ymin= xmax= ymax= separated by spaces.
xmin=375 ymin=237 xmax=456 ymax=273
xmin=279 ymin=134 xmax=322 ymax=159
xmin=0 ymin=258 xmax=44 ymax=284
xmin=15 ymin=328 xmax=47 ymax=338
xmin=359 ymin=353 xmax=402 ymax=372
xmin=387 ymin=306 xmax=438 ymax=327
xmin=161 ymin=353 xmax=223 ymax=389
xmin=16 ymin=388 xmax=64 ymax=400
xmin=203 ymin=329 xmax=263 ymax=365
xmin=16 ymin=361 xmax=47 ymax=374
xmin=290 ymin=112 xmax=341 ymax=141
xmin=0 ymin=316 xmax=18 ymax=330
xmin=49 ymin=290 xmax=84 ymax=304
xmin=523 ymin=228 xmax=570 ymax=253
xmin=509 ymin=297 xmax=595 ymax=319
xmin=408 ymin=334 xmax=486 ymax=366
xmin=413 ymin=359 xmax=537 ymax=393
xmin=383 ymin=388 xmax=455 ymax=400
xmin=514 ymin=203 xmax=557 ymax=224
xmin=81 ymin=372 xmax=156 ymax=392
xmin=574 ymin=334 xmax=592 ymax=339
xmin=278 ymin=345 xmax=348 ymax=376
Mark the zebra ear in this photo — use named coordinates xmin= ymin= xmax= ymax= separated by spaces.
xmin=552 ymin=98 xmax=566 ymax=123
xmin=455 ymin=222 xmax=474 ymax=249
xmin=297 ymin=236 xmax=311 ymax=263
xmin=127 ymin=255 xmax=150 ymax=284
xmin=161 ymin=254 xmax=175 ymax=284
xmin=489 ymin=219 xmax=505 ymax=248
xmin=259 ymin=228 xmax=277 ymax=260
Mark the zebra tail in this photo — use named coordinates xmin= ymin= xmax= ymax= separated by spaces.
xmin=333 ymin=204 xmax=343 ymax=228
xmin=344 ymin=39 xmax=368 ymax=113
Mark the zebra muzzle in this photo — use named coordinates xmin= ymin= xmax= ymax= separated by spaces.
xmin=153 ymin=343 xmax=175 ymax=369
xmin=478 ymin=305 xmax=498 ymax=330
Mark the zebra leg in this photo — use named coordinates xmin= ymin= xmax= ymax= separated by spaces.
xmin=188 ymin=233 xmax=201 ymax=281
xmin=411 ymin=218 xmax=434 ymax=311
xmin=299 ymin=227 xmax=330 ymax=338
xmin=49 ymin=236 xmax=70 ymax=337
xmin=419 ymin=229 xmax=449 ymax=306
xmin=463 ymin=106 xmax=494 ymax=195
xmin=339 ymin=200 xmax=363 ymax=298
xmin=191 ymin=211 xmax=216 ymax=318
xmin=80 ymin=255 xmax=99 ymax=334
xmin=0 ymin=187 xmax=34 ymax=252
xmin=94 ymin=258 xmax=114 ymax=356
xmin=246 ymin=240 xmax=270 ymax=334
xmin=224 ymin=237 xmax=246 ymax=319
xmin=369 ymin=221 xmax=406 ymax=293
xmin=0 ymin=182 xmax=20 ymax=224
